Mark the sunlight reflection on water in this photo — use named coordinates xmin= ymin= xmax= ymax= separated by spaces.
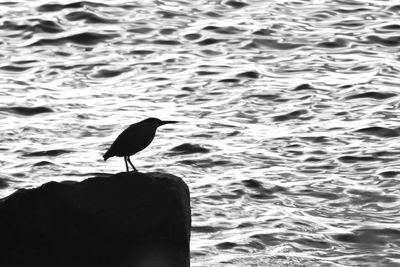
xmin=1 ymin=0 xmax=400 ymax=266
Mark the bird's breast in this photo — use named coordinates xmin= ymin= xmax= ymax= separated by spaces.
xmin=123 ymin=128 xmax=156 ymax=154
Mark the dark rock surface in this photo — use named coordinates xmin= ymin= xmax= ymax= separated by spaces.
xmin=0 ymin=172 xmax=191 ymax=267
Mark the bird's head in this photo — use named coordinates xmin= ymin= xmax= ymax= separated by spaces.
xmin=142 ymin=117 xmax=178 ymax=128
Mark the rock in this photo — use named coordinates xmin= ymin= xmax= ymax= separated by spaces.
xmin=0 ymin=172 xmax=191 ymax=267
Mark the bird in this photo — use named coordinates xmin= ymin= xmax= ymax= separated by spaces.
xmin=103 ymin=118 xmax=178 ymax=172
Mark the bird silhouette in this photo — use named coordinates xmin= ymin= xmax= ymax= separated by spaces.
xmin=103 ymin=118 xmax=177 ymax=172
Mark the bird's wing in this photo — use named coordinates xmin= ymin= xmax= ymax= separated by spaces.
xmin=108 ymin=124 xmax=153 ymax=156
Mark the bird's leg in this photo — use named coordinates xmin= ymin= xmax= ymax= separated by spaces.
xmin=124 ymin=156 xmax=129 ymax=172
xmin=127 ymin=156 xmax=138 ymax=172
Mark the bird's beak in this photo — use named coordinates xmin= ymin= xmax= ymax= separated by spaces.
xmin=160 ymin=120 xmax=178 ymax=126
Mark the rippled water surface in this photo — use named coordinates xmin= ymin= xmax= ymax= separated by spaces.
xmin=1 ymin=0 xmax=400 ymax=266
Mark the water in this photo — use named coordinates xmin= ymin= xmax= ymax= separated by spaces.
xmin=1 ymin=0 xmax=400 ymax=266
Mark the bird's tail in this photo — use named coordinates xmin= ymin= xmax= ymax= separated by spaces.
xmin=103 ymin=150 xmax=112 ymax=161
